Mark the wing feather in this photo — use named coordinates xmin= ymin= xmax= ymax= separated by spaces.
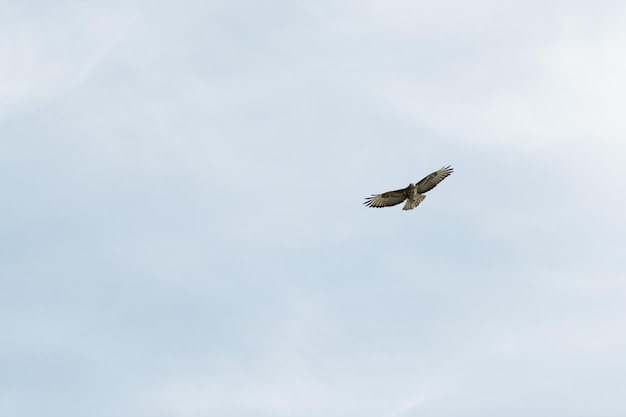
xmin=364 ymin=187 xmax=409 ymax=208
xmin=414 ymin=166 xmax=453 ymax=193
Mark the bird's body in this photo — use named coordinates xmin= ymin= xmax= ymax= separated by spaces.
xmin=364 ymin=166 xmax=453 ymax=210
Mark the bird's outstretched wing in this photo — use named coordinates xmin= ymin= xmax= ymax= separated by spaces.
xmin=415 ymin=166 xmax=453 ymax=193
xmin=364 ymin=187 xmax=409 ymax=208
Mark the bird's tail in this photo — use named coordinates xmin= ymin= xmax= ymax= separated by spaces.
xmin=402 ymin=194 xmax=425 ymax=210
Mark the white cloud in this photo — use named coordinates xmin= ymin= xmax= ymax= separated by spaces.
xmin=3 ymin=1 xmax=626 ymax=416
xmin=475 ymin=12 xmax=626 ymax=146
xmin=0 ymin=2 xmax=140 ymax=122
xmin=359 ymin=2 xmax=626 ymax=152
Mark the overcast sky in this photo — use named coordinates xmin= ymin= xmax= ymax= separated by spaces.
xmin=2 ymin=1 xmax=626 ymax=416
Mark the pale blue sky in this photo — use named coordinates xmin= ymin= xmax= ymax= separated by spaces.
xmin=2 ymin=1 xmax=626 ymax=416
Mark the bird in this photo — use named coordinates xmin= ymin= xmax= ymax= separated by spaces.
xmin=364 ymin=166 xmax=453 ymax=210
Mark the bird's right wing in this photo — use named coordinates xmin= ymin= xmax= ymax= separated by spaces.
xmin=364 ymin=188 xmax=408 ymax=208
xmin=415 ymin=166 xmax=453 ymax=193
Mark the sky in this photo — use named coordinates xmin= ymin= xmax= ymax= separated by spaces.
xmin=2 ymin=1 xmax=626 ymax=416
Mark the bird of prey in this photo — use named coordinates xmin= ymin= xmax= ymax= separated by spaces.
xmin=364 ymin=166 xmax=453 ymax=210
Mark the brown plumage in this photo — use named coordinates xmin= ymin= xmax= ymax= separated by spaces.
xmin=364 ymin=166 xmax=453 ymax=210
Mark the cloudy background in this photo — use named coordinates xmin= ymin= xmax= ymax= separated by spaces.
xmin=2 ymin=1 xmax=626 ymax=416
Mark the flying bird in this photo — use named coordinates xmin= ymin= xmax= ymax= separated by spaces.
xmin=364 ymin=166 xmax=453 ymax=210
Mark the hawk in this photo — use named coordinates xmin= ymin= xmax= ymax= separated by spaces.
xmin=364 ymin=166 xmax=453 ymax=210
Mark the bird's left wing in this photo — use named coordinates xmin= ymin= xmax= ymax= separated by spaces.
xmin=364 ymin=187 xmax=408 ymax=208
xmin=415 ymin=166 xmax=453 ymax=193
